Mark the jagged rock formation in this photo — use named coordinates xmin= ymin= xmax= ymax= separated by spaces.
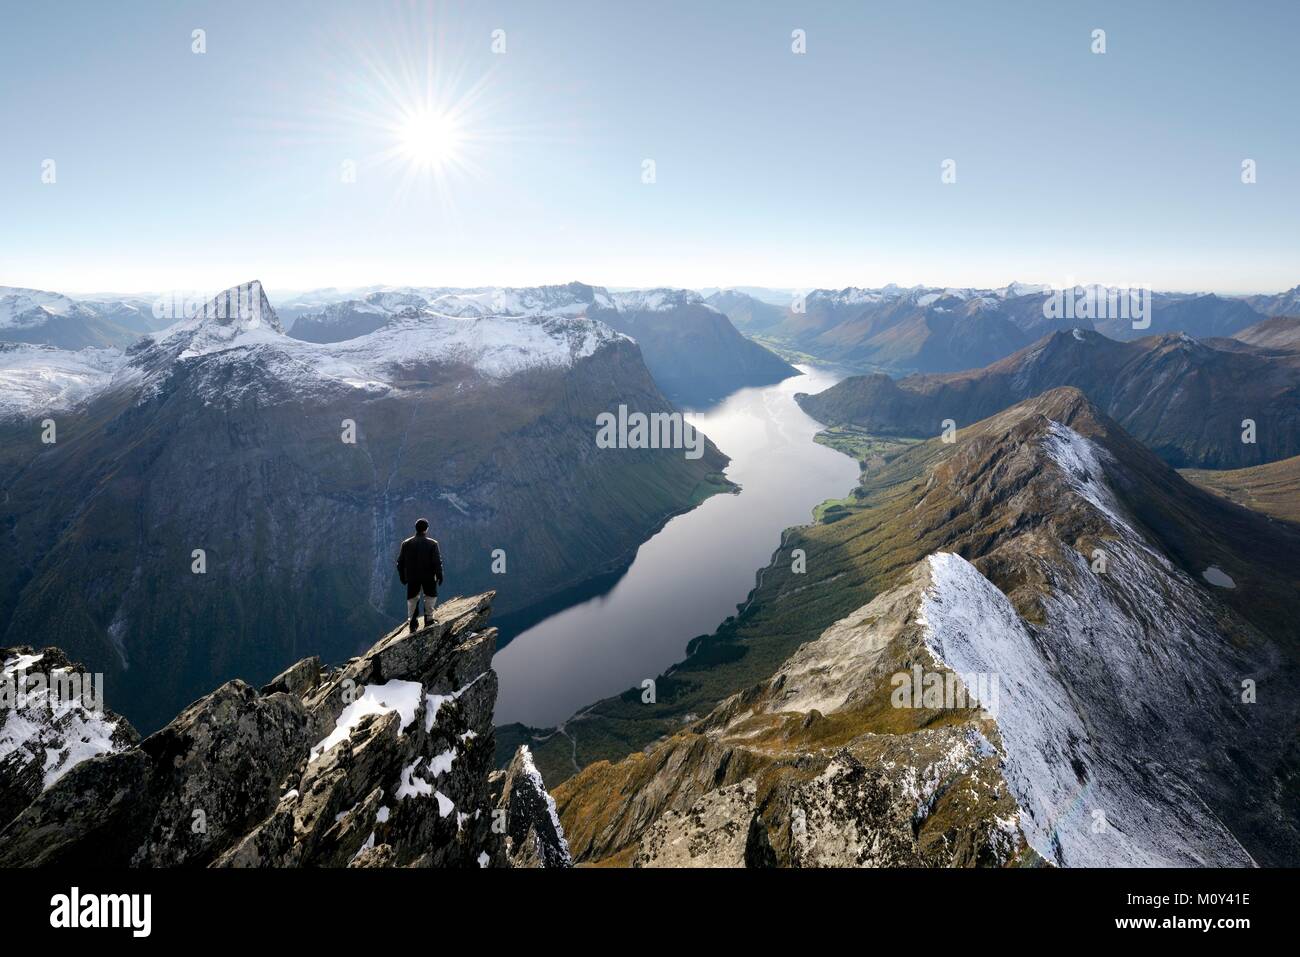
xmin=795 ymin=329 xmax=1300 ymax=468
xmin=0 ymin=593 xmax=566 ymax=868
xmin=633 ymin=780 xmax=758 ymax=867
xmin=0 ymin=647 xmax=138 ymax=831
xmin=552 ymin=389 xmax=1300 ymax=867
xmin=489 ymin=744 xmax=572 ymax=868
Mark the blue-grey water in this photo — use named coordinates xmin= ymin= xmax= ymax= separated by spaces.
xmin=492 ymin=364 xmax=858 ymax=728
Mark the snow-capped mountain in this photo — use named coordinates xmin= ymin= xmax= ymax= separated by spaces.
xmin=287 ymin=281 xmax=796 ymax=404
xmin=0 ymin=286 xmax=165 ymax=350
xmin=0 ymin=281 xmax=633 ymax=419
xmin=0 ymin=281 xmax=729 ymax=734
xmin=0 ymin=647 xmax=138 ymax=831
xmin=0 ymin=342 xmax=128 ymax=419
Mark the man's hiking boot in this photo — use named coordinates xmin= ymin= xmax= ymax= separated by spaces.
xmin=408 ymin=613 xmax=419 ymax=633
xmin=424 ymin=616 xmax=435 ymax=630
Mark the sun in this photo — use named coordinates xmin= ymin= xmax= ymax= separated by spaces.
xmin=396 ymin=109 xmax=464 ymax=171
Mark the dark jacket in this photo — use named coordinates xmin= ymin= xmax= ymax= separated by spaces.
xmin=397 ymin=532 xmax=444 ymax=599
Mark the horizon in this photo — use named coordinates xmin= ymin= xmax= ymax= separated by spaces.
xmin=5 ymin=0 xmax=1300 ymax=294
xmin=5 ymin=277 xmax=1297 ymax=301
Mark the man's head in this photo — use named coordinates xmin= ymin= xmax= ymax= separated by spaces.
xmin=415 ymin=518 xmax=429 ymax=534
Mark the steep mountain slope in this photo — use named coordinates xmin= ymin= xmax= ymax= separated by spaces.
xmin=1183 ymin=455 xmax=1300 ymax=524
xmin=1230 ymin=315 xmax=1300 ymax=353
xmin=0 ymin=647 xmax=138 ymax=830
xmin=702 ymin=289 xmax=790 ymax=334
xmin=0 ymin=287 xmax=164 ymax=350
xmin=795 ymin=329 xmax=1300 ymax=468
xmin=591 ymin=290 xmax=797 ymax=404
xmin=288 ymin=283 xmax=797 ymax=405
xmin=286 ymin=297 xmax=394 ymax=342
xmin=1092 ymin=292 xmax=1264 ymax=341
xmin=0 ymin=593 xmax=570 ymax=868
xmin=525 ymin=390 xmax=1300 ymax=866
xmin=0 ymin=281 xmax=730 ymax=733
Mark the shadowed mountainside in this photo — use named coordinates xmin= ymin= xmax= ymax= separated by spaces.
xmin=794 ymin=329 xmax=1300 ymax=468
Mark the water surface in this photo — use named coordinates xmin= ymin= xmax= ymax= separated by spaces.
xmin=493 ymin=364 xmax=857 ymax=727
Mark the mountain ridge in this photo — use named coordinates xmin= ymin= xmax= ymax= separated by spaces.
xmin=512 ymin=388 xmax=1300 ymax=866
xmin=794 ymin=328 xmax=1300 ymax=468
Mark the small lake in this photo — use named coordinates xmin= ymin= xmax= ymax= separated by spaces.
xmin=492 ymin=364 xmax=858 ymax=728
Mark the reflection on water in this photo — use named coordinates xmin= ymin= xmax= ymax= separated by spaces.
xmin=492 ymin=365 xmax=858 ymax=727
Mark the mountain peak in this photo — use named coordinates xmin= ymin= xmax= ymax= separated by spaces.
xmin=193 ymin=280 xmax=283 ymax=335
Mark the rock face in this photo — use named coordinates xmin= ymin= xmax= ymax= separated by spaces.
xmin=553 ymin=389 xmax=1300 ymax=867
xmin=0 ymin=592 xmax=566 ymax=868
xmin=0 ymin=647 xmax=138 ymax=832
xmin=634 ymin=780 xmax=758 ymax=867
xmin=489 ymin=745 xmax=573 ymax=868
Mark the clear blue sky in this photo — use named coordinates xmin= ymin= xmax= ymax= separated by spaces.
xmin=2 ymin=0 xmax=1297 ymax=294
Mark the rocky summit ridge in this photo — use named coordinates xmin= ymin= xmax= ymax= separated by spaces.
xmin=0 ymin=592 xmax=570 ymax=868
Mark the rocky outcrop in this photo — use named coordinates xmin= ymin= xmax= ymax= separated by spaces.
xmin=633 ymin=780 xmax=758 ymax=867
xmin=489 ymin=745 xmax=573 ymax=868
xmin=0 ymin=592 xmax=565 ymax=868
xmin=0 ymin=647 xmax=138 ymax=833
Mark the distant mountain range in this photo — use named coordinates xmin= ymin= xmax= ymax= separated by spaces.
xmin=707 ymin=283 xmax=1300 ymax=374
xmin=289 ymin=282 xmax=797 ymax=405
xmin=794 ymin=328 xmax=1300 ymax=468
xmin=0 ymin=287 xmax=166 ymax=350
xmin=0 ymin=281 xmax=730 ymax=733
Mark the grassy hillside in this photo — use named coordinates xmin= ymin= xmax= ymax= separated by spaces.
xmin=1182 ymin=456 xmax=1300 ymax=524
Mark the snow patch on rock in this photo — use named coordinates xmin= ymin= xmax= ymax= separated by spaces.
xmin=310 ymin=679 xmax=423 ymax=762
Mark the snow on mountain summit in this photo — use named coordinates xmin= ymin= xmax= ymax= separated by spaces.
xmin=0 ymin=281 xmax=634 ymax=418
xmin=0 ymin=288 xmax=84 ymax=328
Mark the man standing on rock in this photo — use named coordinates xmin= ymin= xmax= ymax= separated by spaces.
xmin=396 ymin=518 xmax=444 ymax=632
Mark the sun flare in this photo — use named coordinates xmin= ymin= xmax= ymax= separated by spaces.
xmin=396 ymin=109 xmax=464 ymax=171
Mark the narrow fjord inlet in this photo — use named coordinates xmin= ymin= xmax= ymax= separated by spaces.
xmin=493 ymin=364 xmax=859 ymax=727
